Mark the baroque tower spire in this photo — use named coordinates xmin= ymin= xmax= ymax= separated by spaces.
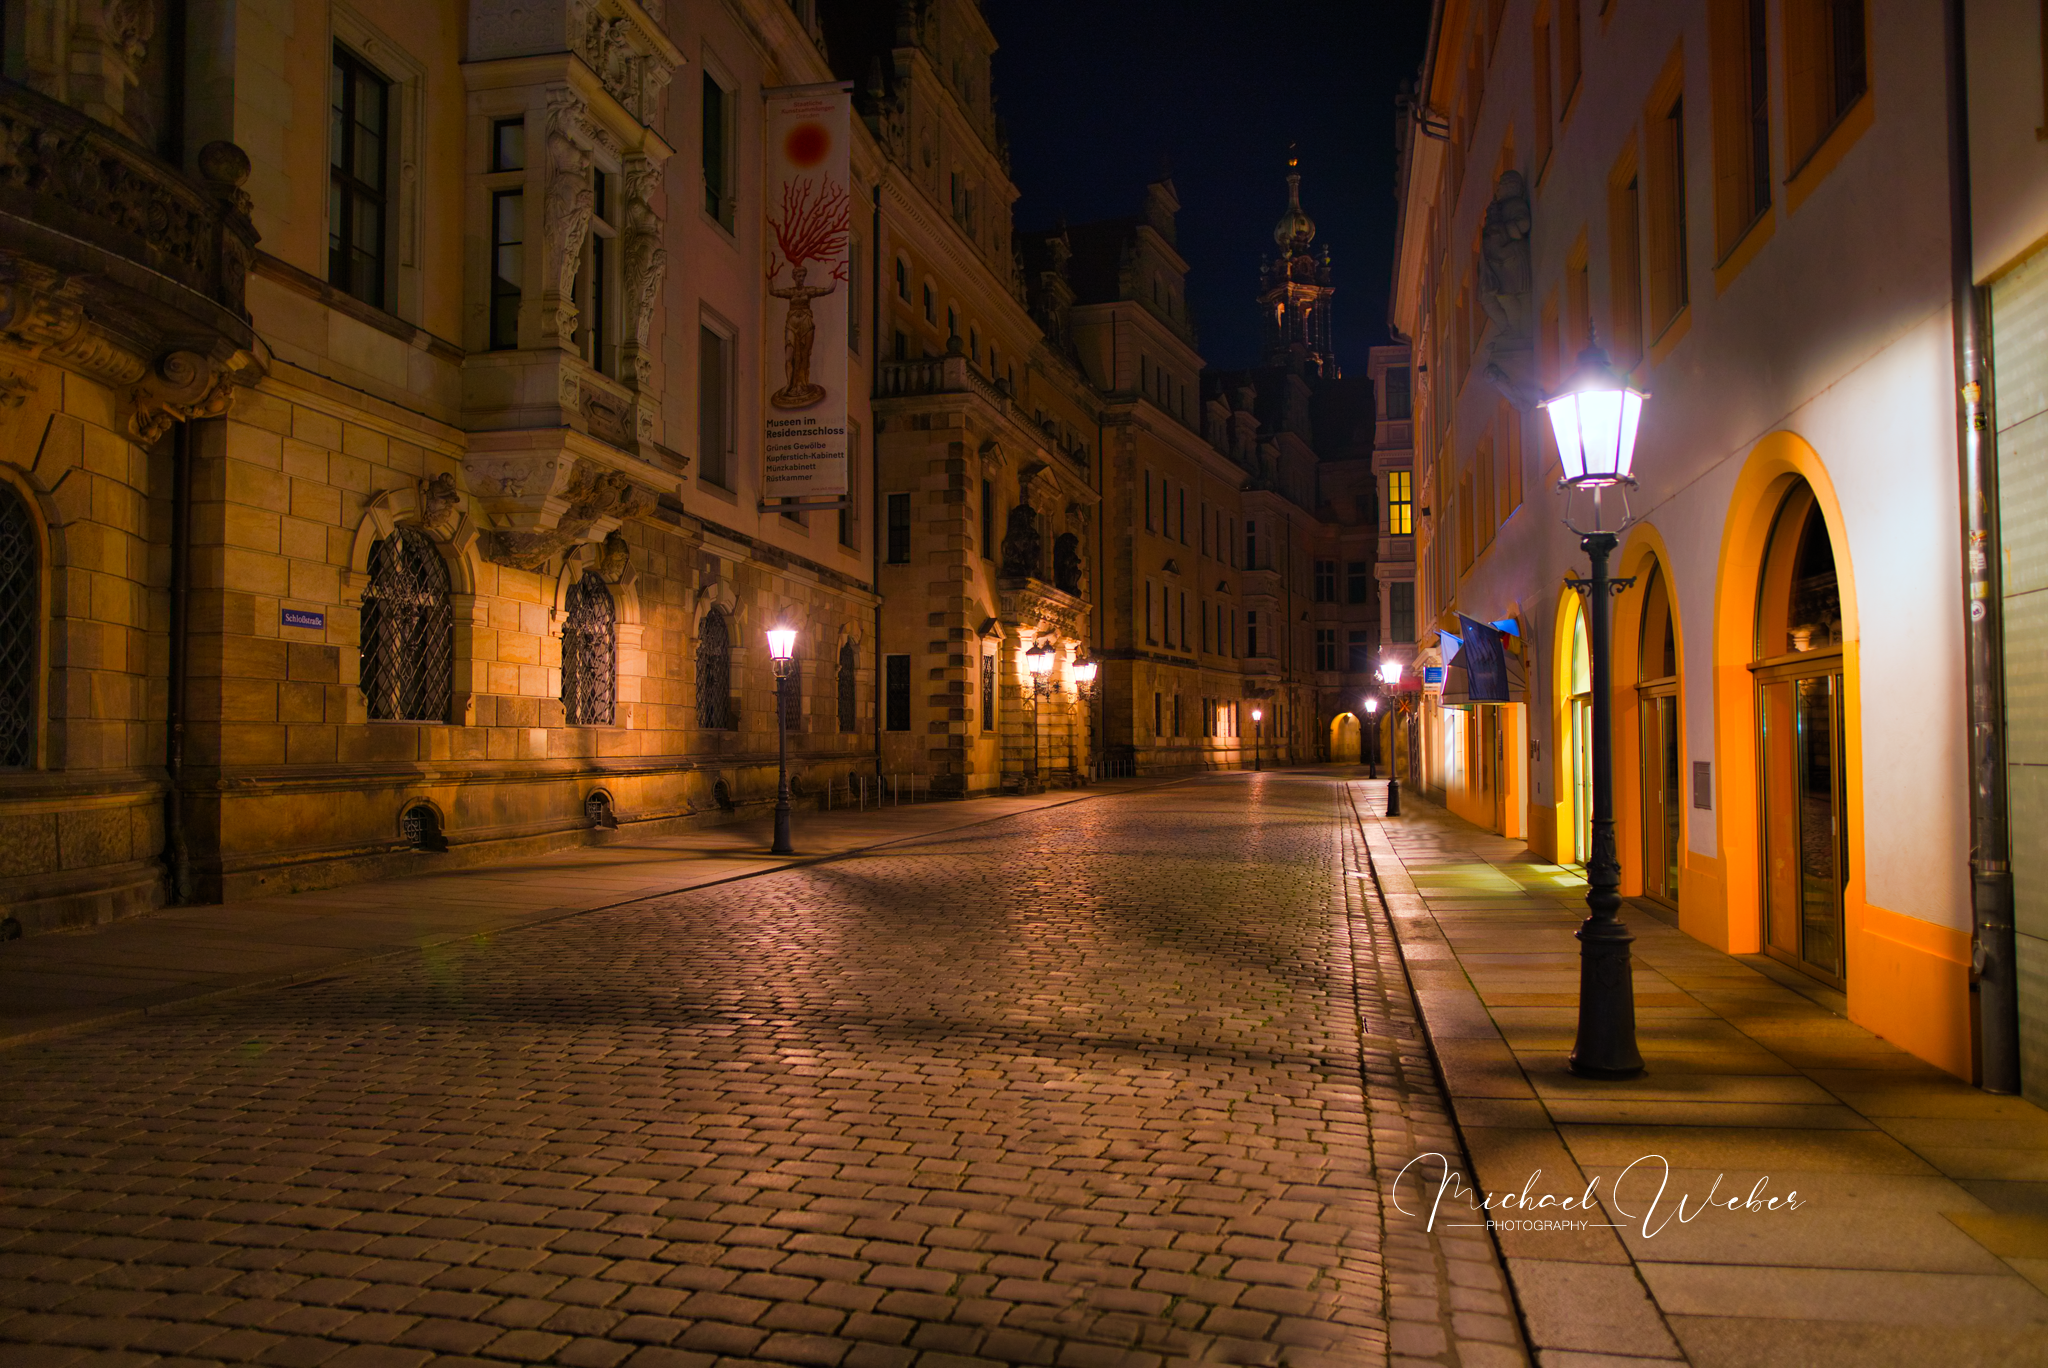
xmin=1258 ymin=148 xmax=1337 ymax=378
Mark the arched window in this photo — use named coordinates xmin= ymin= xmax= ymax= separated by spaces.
xmin=562 ymin=570 xmax=616 ymax=726
xmin=0 ymin=485 xmax=39 ymax=767
xmin=361 ymin=525 xmax=453 ymax=722
xmin=696 ymin=608 xmax=733 ymax=729
xmin=837 ymin=641 xmax=857 ymax=732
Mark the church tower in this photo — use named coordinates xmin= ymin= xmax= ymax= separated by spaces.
xmin=1258 ymin=153 xmax=1337 ymax=378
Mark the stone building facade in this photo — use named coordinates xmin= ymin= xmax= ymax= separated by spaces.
xmin=0 ymin=0 xmax=885 ymax=933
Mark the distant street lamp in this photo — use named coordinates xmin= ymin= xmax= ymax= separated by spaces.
xmin=1025 ymin=643 xmax=1055 ymax=790
xmin=1362 ymin=694 xmax=1380 ymax=778
xmin=766 ymin=626 xmax=798 ymax=856
xmin=1540 ymin=339 xmax=1649 ymax=1081
xmin=1251 ymin=705 xmax=1264 ymax=773
xmin=1378 ymin=658 xmax=1404 ymax=815
xmin=1073 ymin=659 xmax=1100 ymax=780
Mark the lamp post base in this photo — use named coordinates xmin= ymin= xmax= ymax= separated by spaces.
xmin=1568 ymin=910 xmax=1645 ymax=1077
xmin=1385 ymin=773 xmax=1401 ymax=817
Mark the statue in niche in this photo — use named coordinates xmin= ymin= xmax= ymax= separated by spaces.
xmin=1000 ymin=504 xmax=1042 ymax=580
xmin=1052 ymin=532 xmax=1083 ymax=596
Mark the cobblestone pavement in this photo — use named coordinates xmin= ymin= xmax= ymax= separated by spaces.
xmin=0 ymin=773 xmax=1522 ymax=1368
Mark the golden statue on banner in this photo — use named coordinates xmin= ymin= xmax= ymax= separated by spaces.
xmin=767 ymin=175 xmax=850 ymax=410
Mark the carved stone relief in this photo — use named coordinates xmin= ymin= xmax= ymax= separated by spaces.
xmin=476 ymin=459 xmax=654 ymax=570
xmin=544 ymin=88 xmax=594 ymax=343
xmin=619 ymin=156 xmax=666 ymax=389
xmin=1479 ymin=170 xmax=1540 ymax=410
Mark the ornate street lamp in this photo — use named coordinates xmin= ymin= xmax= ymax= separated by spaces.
xmin=1362 ymin=694 xmax=1381 ymax=778
xmin=1540 ymin=339 xmax=1649 ymax=1081
xmin=1025 ymin=643 xmax=1055 ymax=790
xmin=1378 ymin=658 xmax=1404 ymax=815
xmin=1250 ymin=706 xmax=1264 ymax=773
xmin=766 ymin=626 xmax=798 ymax=855
xmin=1073 ymin=659 xmax=1100 ymax=780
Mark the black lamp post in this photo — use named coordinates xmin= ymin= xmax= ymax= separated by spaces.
xmin=767 ymin=626 xmax=797 ymax=855
xmin=1251 ymin=706 xmax=1263 ymax=772
xmin=1025 ymin=643 xmax=1054 ymax=790
xmin=1362 ymin=694 xmax=1381 ymax=778
xmin=1541 ymin=340 xmax=1648 ymax=1081
xmin=1073 ymin=659 xmax=1099 ymax=780
xmin=1378 ymin=658 xmax=1404 ymax=816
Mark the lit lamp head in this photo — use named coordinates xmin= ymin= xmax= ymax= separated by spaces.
xmin=1364 ymin=696 xmax=1380 ymax=715
xmin=1072 ymin=659 xmax=1098 ymax=694
xmin=1024 ymin=643 xmax=1055 ymax=690
xmin=766 ymin=626 xmax=798 ymax=679
xmin=1251 ymin=707 xmax=1263 ymax=723
xmin=1377 ymin=658 xmax=1402 ymax=688
xmin=1540 ymin=340 xmax=1647 ymax=491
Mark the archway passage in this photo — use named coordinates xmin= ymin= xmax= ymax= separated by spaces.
xmin=1755 ymin=482 xmax=1848 ymax=986
xmin=1637 ymin=563 xmax=1680 ymax=907
xmin=1329 ymin=712 xmax=1360 ymax=765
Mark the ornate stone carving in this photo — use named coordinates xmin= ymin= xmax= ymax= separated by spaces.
xmin=0 ymin=370 xmax=32 ymax=407
xmin=477 ymin=460 xmax=654 ymax=570
xmin=598 ymin=528 xmax=630 ymax=582
xmin=619 ymin=157 xmax=665 ymax=389
xmin=544 ymin=88 xmax=594 ymax=341
xmin=130 ymin=349 xmax=236 ymax=443
xmin=1052 ymin=532 xmax=1084 ymax=597
xmin=1479 ymin=170 xmax=1540 ymax=410
xmin=415 ymin=472 xmax=461 ymax=535
xmin=566 ymin=0 xmax=674 ymax=126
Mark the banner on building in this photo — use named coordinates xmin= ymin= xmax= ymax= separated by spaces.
xmin=1455 ymin=614 xmax=1513 ymax=704
xmin=762 ymin=82 xmax=853 ymax=500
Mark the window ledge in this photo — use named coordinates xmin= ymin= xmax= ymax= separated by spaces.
xmin=1713 ymin=206 xmax=1777 ymax=296
xmin=254 ymin=252 xmax=463 ymax=362
xmin=1786 ymin=91 xmax=1875 ymax=215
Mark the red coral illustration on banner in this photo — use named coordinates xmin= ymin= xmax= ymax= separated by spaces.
xmin=766 ymin=172 xmax=850 ymax=410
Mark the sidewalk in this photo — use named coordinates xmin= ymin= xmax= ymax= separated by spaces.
xmin=0 ymin=776 xmax=1179 ymax=1049
xmin=1349 ymin=781 xmax=2048 ymax=1368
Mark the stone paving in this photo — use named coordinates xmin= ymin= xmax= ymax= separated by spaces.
xmin=0 ymin=772 xmax=1524 ymax=1368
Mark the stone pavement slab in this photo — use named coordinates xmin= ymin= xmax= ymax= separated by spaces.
xmin=0 ymin=771 xmax=1531 ymax=1368
xmin=0 ymin=780 xmax=1173 ymax=1050
xmin=1351 ymin=782 xmax=2048 ymax=1368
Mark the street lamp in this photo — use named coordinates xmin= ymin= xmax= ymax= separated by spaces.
xmin=1362 ymin=694 xmax=1380 ymax=779
xmin=1378 ymin=658 xmax=1404 ymax=816
xmin=766 ymin=626 xmax=798 ymax=856
xmin=1540 ymin=339 xmax=1649 ymax=1081
xmin=1251 ymin=706 xmax=1263 ymax=772
xmin=1073 ymin=659 xmax=1100 ymax=780
xmin=1025 ymin=643 xmax=1055 ymax=790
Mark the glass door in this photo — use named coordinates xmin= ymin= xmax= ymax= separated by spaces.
xmin=1640 ymin=689 xmax=1680 ymax=905
xmin=1759 ymin=669 xmax=1846 ymax=984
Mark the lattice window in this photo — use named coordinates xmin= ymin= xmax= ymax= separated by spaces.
xmin=0 ymin=486 xmax=38 ymax=768
xmin=562 ymin=570 xmax=616 ymax=726
xmin=837 ymin=641 xmax=857 ymax=732
xmin=696 ymin=608 xmax=733 ymax=729
xmin=360 ymin=525 xmax=453 ymax=722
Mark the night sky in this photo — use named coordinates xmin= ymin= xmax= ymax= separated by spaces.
xmin=983 ymin=0 xmax=1435 ymax=373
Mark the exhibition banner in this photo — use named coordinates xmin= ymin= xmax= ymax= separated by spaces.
xmin=762 ymin=82 xmax=852 ymax=499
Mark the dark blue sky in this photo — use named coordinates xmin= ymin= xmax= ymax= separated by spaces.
xmin=983 ymin=1 xmax=1434 ymax=372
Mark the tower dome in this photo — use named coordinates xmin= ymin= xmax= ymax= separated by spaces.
xmin=1273 ymin=162 xmax=1316 ymax=249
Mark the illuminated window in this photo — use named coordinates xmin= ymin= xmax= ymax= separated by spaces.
xmin=1388 ymin=470 xmax=1413 ymax=535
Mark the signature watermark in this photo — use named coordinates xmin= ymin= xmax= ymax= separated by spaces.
xmin=1392 ymin=1152 xmax=1804 ymax=1238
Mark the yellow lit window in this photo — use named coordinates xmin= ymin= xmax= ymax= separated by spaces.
xmin=1388 ymin=470 xmax=1413 ymax=535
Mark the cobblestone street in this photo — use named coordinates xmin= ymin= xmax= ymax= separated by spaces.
xmin=0 ymin=775 xmax=1518 ymax=1368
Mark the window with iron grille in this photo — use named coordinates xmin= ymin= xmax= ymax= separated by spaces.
xmin=0 ymin=485 xmax=38 ymax=767
xmin=360 ymin=525 xmax=453 ymax=722
xmin=885 ymin=654 xmax=911 ymax=731
xmin=329 ymin=46 xmax=390 ymax=309
xmin=838 ymin=641 xmax=857 ymax=732
xmin=562 ymin=570 xmax=616 ymax=726
xmin=980 ymin=650 xmax=995 ymax=730
xmin=696 ymin=608 xmax=734 ymax=729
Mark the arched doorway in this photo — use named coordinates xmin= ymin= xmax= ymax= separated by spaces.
xmin=1637 ymin=564 xmax=1680 ymax=906
xmin=1329 ymin=712 xmax=1360 ymax=764
xmin=1756 ymin=481 xmax=1848 ymax=986
xmin=1568 ymin=608 xmax=1592 ymax=866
